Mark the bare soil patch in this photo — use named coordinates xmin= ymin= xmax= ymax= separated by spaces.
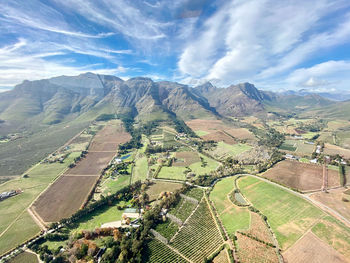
xmin=309 ymin=188 xmax=350 ymax=221
xmin=236 ymin=232 xmax=279 ymax=263
xmin=186 ymin=119 xmax=228 ymax=132
xmin=225 ymin=128 xmax=255 ymax=140
xmin=173 ymin=151 xmax=201 ymax=166
xmin=283 ymin=232 xmax=347 ymax=263
xmin=324 ymin=143 xmax=350 ymax=159
xmin=201 ymin=130 xmax=236 ymax=144
xmin=89 ymin=123 xmax=131 ymax=152
xmin=33 ymin=175 xmax=99 ymax=222
xmin=67 ymin=151 xmax=115 ymax=175
xmin=243 ymin=212 xmax=275 ymax=244
xmin=263 ymin=160 xmax=340 ymax=192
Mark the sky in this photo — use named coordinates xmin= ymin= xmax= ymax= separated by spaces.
xmin=1 ymin=0 xmax=350 ymax=92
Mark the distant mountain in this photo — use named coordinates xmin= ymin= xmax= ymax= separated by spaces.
xmin=281 ymin=89 xmax=350 ymax=101
xmin=194 ymin=82 xmax=272 ymax=116
xmin=0 ymin=73 xmax=341 ymax=134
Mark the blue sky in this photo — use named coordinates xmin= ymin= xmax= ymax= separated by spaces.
xmin=1 ymin=0 xmax=350 ymax=92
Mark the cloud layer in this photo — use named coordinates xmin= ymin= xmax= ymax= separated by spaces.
xmin=0 ymin=0 xmax=350 ymax=91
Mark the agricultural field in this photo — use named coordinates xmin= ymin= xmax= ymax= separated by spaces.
xmin=238 ymin=176 xmax=324 ymax=250
xmin=208 ymin=141 xmax=252 ymax=159
xmin=283 ymin=232 xmax=347 ymax=263
xmin=169 ymin=197 xmax=197 ymax=222
xmin=201 ymin=130 xmax=236 ymax=144
xmin=142 ymin=238 xmax=188 ymax=263
xmin=8 ymin=251 xmax=39 ymax=263
xmin=132 ymin=155 xmax=148 ymax=182
xmin=324 ymin=143 xmax=350 ymax=159
xmin=224 ymin=128 xmax=255 ymax=140
xmin=154 ymin=219 xmax=179 ymax=240
xmin=243 ymin=212 xmax=275 ymax=244
xmin=236 ymin=232 xmax=279 ymax=263
xmin=210 ymin=177 xmax=250 ymax=236
xmin=101 ymin=174 xmax=130 ymax=196
xmin=173 ymin=151 xmax=200 ymax=167
xmin=183 ymin=187 xmax=203 ymax=201
xmin=212 ymin=248 xmax=229 ymax=263
xmin=279 ymin=139 xmax=315 ymax=155
xmin=32 ymin=175 xmax=99 ymax=222
xmin=32 ymin=121 xmax=131 ymax=223
xmin=309 ymin=188 xmax=350 ymax=221
xmin=170 ymin=198 xmax=224 ymax=263
xmin=0 ymin=151 xmax=81 ymax=255
xmin=146 ymin=181 xmax=183 ymax=201
xmin=262 ymin=160 xmax=340 ymax=192
xmin=311 ymin=216 xmax=350 ymax=258
xmin=157 ymin=154 xmax=219 ymax=180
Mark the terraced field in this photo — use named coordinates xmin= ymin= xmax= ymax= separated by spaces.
xmin=170 ymin=198 xmax=224 ymax=263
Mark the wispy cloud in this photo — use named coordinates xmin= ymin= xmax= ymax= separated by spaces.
xmin=178 ymin=0 xmax=350 ymax=89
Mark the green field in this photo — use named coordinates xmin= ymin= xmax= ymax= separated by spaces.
xmin=102 ymin=175 xmax=130 ymax=195
xmin=312 ymin=216 xmax=350 ymax=258
xmin=0 ymin=152 xmax=81 ymax=255
xmin=211 ymin=142 xmax=252 ymax=159
xmin=8 ymin=251 xmax=38 ymax=263
xmin=143 ymin=238 xmax=188 ymax=263
xmin=238 ymin=176 xmax=324 ymax=249
xmin=195 ymin=130 xmax=209 ymax=136
xmin=71 ymin=200 xmax=130 ymax=233
xmin=132 ymin=155 xmax=148 ymax=182
xmin=210 ymin=177 xmax=250 ymax=237
xmin=157 ymin=154 xmax=219 ymax=180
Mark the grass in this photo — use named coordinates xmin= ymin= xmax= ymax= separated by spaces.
xmin=238 ymin=176 xmax=324 ymax=250
xmin=311 ymin=216 xmax=350 ymax=258
xmin=158 ymin=166 xmax=186 ymax=180
xmin=71 ymin=200 xmax=130 ymax=233
xmin=132 ymin=156 xmax=148 ymax=183
xmin=0 ymin=211 xmax=40 ymax=255
xmin=299 ymin=158 xmax=309 ymax=163
xmin=102 ymin=175 xmax=130 ymax=195
xmin=0 ymin=152 xmax=79 ymax=240
xmin=195 ymin=130 xmax=209 ymax=136
xmin=189 ymin=154 xmax=220 ymax=175
xmin=210 ymin=177 xmax=250 ymax=237
xmin=184 ymin=187 xmax=203 ymax=201
xmin=215 ymin=142 xmax=252 ymax=158
xmin=8 ymin=251 xmax=38 ymax=263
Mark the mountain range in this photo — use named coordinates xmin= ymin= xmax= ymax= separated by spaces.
xmin=0 ymin=73 xmax=349 ymax=133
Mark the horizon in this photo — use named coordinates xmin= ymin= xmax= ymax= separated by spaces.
xmin=1 ymin=0 xmax=350 ymax=92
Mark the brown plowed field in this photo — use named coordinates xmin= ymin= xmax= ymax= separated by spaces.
xmin=89 ymin=123 xmax=131 ymax=151
xmin=310 ymin=188 xmax=350 ymax=221
xmin=225 ymin=128 xmax=255 ymax=140
xmin=201 ymin=131 xmax=236 ymax=144
xmin=236 ymin=232 xmax=279 ymax=263
xmin=32 ymin=175 xmax=99 ymax=222
xmin=283 ymin=232 xmax=347 ymax=263
xmin=263 ymin=160 xmax=340 ymax=192
xmin=243 ymin=212 xmax=275 ymax=244
xmin=67 ymin=151 xmax=115 ymax=175
xmin=186 ymin=119 xmax=229 ymax=131
xmin=324 ymin=143 xmax=350 ymax=159
xmin=173 ymin=151 xmax=201 ymax=166
xmin=32 ymin=121 xmax=131 ymax=223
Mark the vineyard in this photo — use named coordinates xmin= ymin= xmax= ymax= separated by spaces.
xmin=154 ymin=219 xmax=179 ymax=240
xmin=236 ymin=232 xmax=279 ymax=263
xmin=143 ymin=238 xmax=189 ymax=263
xmin=243 ymin=212 xmax=275 ymax=245
xmin=184 ymin=187 xmax=204 ymax=201
xmin=169 ymin=197 xmax=197 ymax=221
xmin=170 ymin=198 xmax=224 ymax=263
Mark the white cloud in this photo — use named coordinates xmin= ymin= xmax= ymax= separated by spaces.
xmin=178 ymin=0 xmax=350 ymax=87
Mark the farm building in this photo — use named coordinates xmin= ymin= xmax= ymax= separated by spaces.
xmin=122 ymin=208 xmax=140 ymax=219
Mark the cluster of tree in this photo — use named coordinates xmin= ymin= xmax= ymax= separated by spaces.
xmin=256 ymin=150 xmax=284 ymax=173
xmin=193 ymin=140 xmax=217 ymax=152
xmin=145 ymin=145 xmax=174 ymax=155
xmin=340 ymin=165 xmax=346 ymax=186
xmin=170 ymin=115 xmax=197 ymax=137
xmin=297 ymin=120 xmax=326 ymax=132
xmin=257 ymin=128 xmax=285 ymax=148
